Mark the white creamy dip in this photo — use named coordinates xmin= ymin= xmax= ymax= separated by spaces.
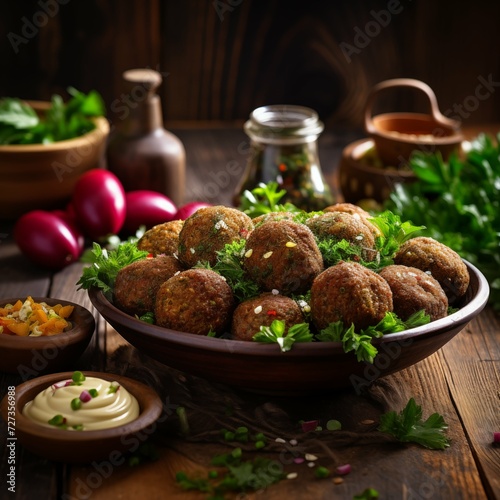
xmin=22 ymin=374 xmax=140 ymax=431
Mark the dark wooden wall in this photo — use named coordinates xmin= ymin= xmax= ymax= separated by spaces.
xmin=2 ymin=0 xmax=500 ymax=131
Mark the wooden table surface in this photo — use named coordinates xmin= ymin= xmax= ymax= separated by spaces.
xmin=1 ymin=127 xmax=499 ymax=500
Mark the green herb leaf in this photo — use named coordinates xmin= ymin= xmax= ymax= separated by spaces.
xmin=354 ymin=487 xmax=380 ymax=499
xmin=379 ymin=398 xmax=450 ymax=450
xmin=384 ymin=137 xmax=500 ymax=311
xmin=0 ymin=98 xmax=39 ymax=130
xmin=239 ymin=181 xmax=299 ymax=217
xmin=253 ymin=320 xmax=313 ymax=352
xmin=0 ymin=88 xmax=105 ymax=144
xmin=196 ymin=239 xmax=260 ymax=302
xmin=77 ymin=241 xmax=149 ymax=299
xmin=368 ymin=211 xmax=425 ymax=268
xmin=316 ymin=311 xmax=430 ymax=363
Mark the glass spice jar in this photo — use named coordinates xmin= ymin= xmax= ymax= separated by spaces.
xmin=233 ymin=104 xmax=334 ymax=211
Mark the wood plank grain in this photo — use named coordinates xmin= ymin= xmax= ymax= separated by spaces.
xmin=66 ymin=351 xmax=487 ymax=499
xmin=440 ymin=308 xmax=500 ymax=499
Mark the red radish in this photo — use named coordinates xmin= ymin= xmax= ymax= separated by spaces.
xmin=14 ymin=210 xmax=83 ymax=270
xmin=175 ymin=201 xmax=211 ymax=220
xmin=72 ymin=169 xmax=126 ymax=239
xmin=124 ymin=190 xmax=177 ymax=233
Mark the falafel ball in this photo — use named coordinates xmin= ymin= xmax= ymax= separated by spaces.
xmin=178 ymin=206 xmax=254 ymax=267
xmin=310 ymin=261 xmax=393 ymax=330
xmin=305 ymin=211 xmax=377 ymax=261
xmin=243 ymin=220 xmax=323 ymax=295
xmin=114 ymin=255 xmax=184 ymax=316
xmin=379 ymin=265 xmax=448 ymax=321
xmin=394 ymin=237 xmax=469 ymax=303
xmin=155 ymin=268 xmax=234 ymax=335
xmin=323 ymin=202 xmax=371 ymax=218
xmin=231 ymin=293 xmax=304 ymax=341
xmin=252 ymin=211 xmax=296 ymax=227
xmin=137 ymin=220 xmax=184 ymax=257
xmin=323 ymin=203 xmax=381 ymax=238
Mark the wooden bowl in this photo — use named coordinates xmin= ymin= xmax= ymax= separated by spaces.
xmin=88 ymin=261 xmax=489 ymax=396
xmin=0 ymin=371 xmax=163 ymax=463
xmin=0 ymin=297 xmax=95 ymax=377
xmin=0 ymin=101 xmax=109 ymax=220
xmin=339 ymin=138 xmax=417 ymax=203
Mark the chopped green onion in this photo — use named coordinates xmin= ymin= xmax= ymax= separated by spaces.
xmin=107 ymin=381 xmax=119 ymax=394
xmin=326 ymin=419 xmax=342 ymax=431
xmin=315 ymin=466 xmax=331 ymax=479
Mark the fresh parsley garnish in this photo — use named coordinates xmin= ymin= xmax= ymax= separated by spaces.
xmin=196 ymin=239 xmax=260 ymax=302
xmin=368 ymin=211 xmax=425 ymax=268
xmin=239 ymin=181 xmax=299 ymax=218
xmin=385 ymin=136 xmax=500 ymax=310
xmin=77 ymin=241 xmax=148 ymax=298
xmin=138 ymin=311 xmax=155 ymax=324
xmin=316 ymin=311 xmax=430 ymax=363
xmin=253 ymin=320 xmax=314 ymax=352
xmin=379 ymin=398 xmax=450 ymax=450
xmin=312 ymin=211 xmax=424 ymax=270
xmin=0 ymin=88 xmax=105 ymax=145
xmin=317 ymin=238 xmax=365 ymax=268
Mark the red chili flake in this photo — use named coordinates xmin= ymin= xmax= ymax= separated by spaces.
xmin=267 ymin=310 xmax=277 ymax=316
xmin=147 ymin=253 xmax=154 ymax=259
xmin=239 ymin=228 xmax=249 ymax=236
xmin=279 ymin=163 xmax=287 ymax=172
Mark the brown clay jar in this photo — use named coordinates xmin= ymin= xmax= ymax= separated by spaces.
xmin=106 ymin=69 xmax=186 ymax=206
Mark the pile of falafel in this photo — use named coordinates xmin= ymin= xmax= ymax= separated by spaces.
xmin=113 ymin=203 xmax=470 ymax=343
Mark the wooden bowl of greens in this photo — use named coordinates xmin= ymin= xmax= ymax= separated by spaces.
xmin=0 ymin=89 xmax=109 ymax=220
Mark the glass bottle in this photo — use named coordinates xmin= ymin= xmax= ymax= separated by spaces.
xmin=106 ymin=69 xmax=185 ymax=206
xmin=234 ymin=104 xmax=334 ymax=211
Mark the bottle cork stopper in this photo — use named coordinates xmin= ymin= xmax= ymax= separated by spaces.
xmin=122 ymin=69 xmax=162 ymax=95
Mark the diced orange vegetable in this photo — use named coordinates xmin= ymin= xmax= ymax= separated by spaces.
xmin=34 ymin=308 xmax=48 ymax=324
xmin=6 ymin=322 xmax=30 ymax=336
xmin=11 ymin=300 xmax=23 ymax=312
xmin=58 ymin=305 xmax=74 ymax=319
xmin=0 ymin=297 xmax=73 ymax=337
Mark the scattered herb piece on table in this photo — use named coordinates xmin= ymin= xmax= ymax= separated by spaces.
xmin=379 ymin=397 xmax=450 ymax=450
xmin=354 ymin=487 xmax=380 ymax=499
xmin=176 ymin=447 xmax=284 ymax=498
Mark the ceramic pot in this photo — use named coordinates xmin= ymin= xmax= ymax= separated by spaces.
xmin=364 ymin=78 xmax=463 ymax=166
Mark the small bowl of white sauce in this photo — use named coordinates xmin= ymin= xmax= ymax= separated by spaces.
xmin=1 ymin=371 xmax=163 ymax=463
